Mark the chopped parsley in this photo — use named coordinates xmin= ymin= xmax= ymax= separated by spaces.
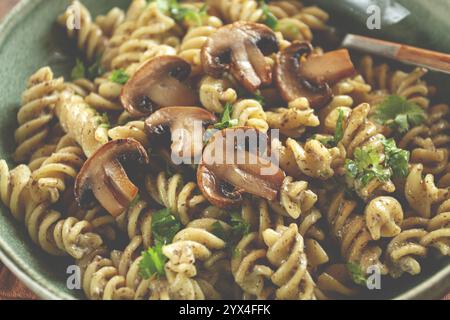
xmin=345 ymin=145 xmax=391 ymax=187
xmin=97 ymin=113 xmax=110 ymax=129
xmin=211 ymin=213 xmax=251 ymax=257
xmin=151 ymin=208 xmax=182 ymax=245
xmin=109 ymin=69 xmax=129 ymax=85
xmin=87 ymin=55 xmax=105 ymax=79
xmin=71 ymin=56 xmax=104 ymax=80
xmin=345 ymin=138 xmax=409 ymax=189
xmin=211 ymin=213 xmax=251 ymax=242
xmin=71 ymin=59 xmax=86 ymax=80
xmin=211 ymin=221 xmax=229 ymax=241
xmin=260 ymin=2 xmax=278 ymax=30
xmin=236 ymin=86 xmax=266 ymax=107
xmin=230 ymin=213 xmax=251 ymax=238
xmin=138 ymin=207 xmax=182 ymax=278
xmin=334 ymin=109 xmax=345 ymax=145
xmin=149 ymin=0 xmax=208 ymax=26
xmin=347 ymin=262 xmax=367 ymax=286
xmin=316 ymin=109 xmax=345 ymax=147
xmin=139 ymin=243 xmax=167 ymax=279
xmin=383 ymin=138 xmax=410 ymax=178
xmin=372 ymin=95 xmax=426 ymax=134
xmin=213 ymin=103 xmax=238 ymax=130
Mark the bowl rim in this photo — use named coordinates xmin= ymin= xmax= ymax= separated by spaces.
xmin=0 ymin=0 xmax=449 ymax=300
xmin=0 ymin=0 xmax=76 ymax=300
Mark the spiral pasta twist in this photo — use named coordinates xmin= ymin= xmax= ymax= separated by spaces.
xmin=241 ymin=197 xmax=284 ymax=241
xmin=231 ymin=99 xmax=269 ymax=132
xmin=95 ymin=7 xmax=126 ymax=38
xmin=84 ymin=75 xmax=123 ymax=111
xmin=266 ymin=97 xmax=320 ymax=138
xmin=103 ymin=2 xmax=178 ymax=72
xmin=68 ymin=202 xmax=118 ymax=242
xmin=174 ymin=218 xmax=235 ymax=298
xmin=316 ymin=264 xmax=359 ymax=298
xmin=231 ymin=232 xmax=273 ymax=299
xmin=262 ymin=223 xmax=316 ymax=299
xmin=332 ymin=75 xmax=372 ymax=104
xmin=384 ymin=217 xmax=428 ymax=278
xmin=423 ymin=200 xmax=450 ymax=256
xmin=27 ymin=124 xmax=66 ymax=170
xmin=55 ymin=91 xmax=109 ymax=157
xmin=364 ymin=196 xmax=404 ymax=241
xmin=318 ymin=95 xmax=353 ymax=134
xmin=405 ymin=163 xmax=448 ymax=218
xmin=398 ymin=123 xmax=448 ymax=175
xmin=282 ymin=138 xmax=340 ymax=180
xmin=28 ymin=135 xmax=85 ymax=204
xmin=0 ymin=160 xmax=104 ymax=258
xmin=58 ymin=0 xmax=107 ymax=62
xmin=359 ymin=55 xmax=430 ymax=109
xmin=162 ymin=224 xmax=226 ymax=299
xmin=14 ymin=67 xmax=64 ymax=163
xmin=179 ymin=25 xmax=221 ymax=76
xmin=108 ymin=120 xmax=148 ymax=147
xmin=266 ymin=0 xmax=303 ymax=18
xmin=210 ymin=0 xmax=264 ymax=23
xmin=116 ymin=199 xmax=154 ymax=248
xmin=199 ymin=75 xmax=238 ymax=113
xmin=426 ymin=103 xmax=450 ymax=148
xmin=268 ymin=176 xmax=317 ymax=219
xmin=65 ymin=78 xmax=96 ymax=98
xmin=145 ymin=172 xmax=207 ymax=225
xmin=341 ymin=103 xmax=396 ymax=199
xmin=326 ymin=191 xmax=388 ymax=274
xmin=81 ymin=236 xmax=168 ymax=300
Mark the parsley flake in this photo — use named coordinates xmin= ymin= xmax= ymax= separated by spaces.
xmin=139 ymin=243 xmax=167 ymax=279
xmin=151 ymin=208 xmax=182 ymax=245
xmin=109 ymin=69 xmax=129 ymax=85
xmin=372 ymin=95 xmax=426 ymax=133
xmin=347 ymin=262 xmax=367 ymax=286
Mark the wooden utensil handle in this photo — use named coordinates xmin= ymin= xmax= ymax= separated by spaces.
xmin=342 ymin=34 xmax=450 ymax=74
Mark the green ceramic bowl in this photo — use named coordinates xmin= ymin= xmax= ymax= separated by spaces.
xmin=0 ymin=0 xmax=448 ymax=300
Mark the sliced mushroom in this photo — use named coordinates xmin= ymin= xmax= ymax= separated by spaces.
xmin=74 ymin=138 xmax=149 ymax=217
xmin=198 ymin=127 xmax=285 ymax=208
xmin=121 ymin=56 xmax=198 ymax=117
xmin=275 ymin=42 xmax=355 ymax=108
xmin=145 ymin=107 xmax=217 ymax=162
xmin=201 ymin=22 xmax=279 ymax=92
xmin=299 ymin=48 xmax=356 ymax=85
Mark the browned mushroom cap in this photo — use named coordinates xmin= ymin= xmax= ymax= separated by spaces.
xmin=201 ymin=22 xmax=279 ymax=93
xmin=275 ymin=41 xmax=356 ymax=108
xmin=121 ymin=56 xmax=198 ymax=117
xmin=145 ymin=107 xmax=217 ymax=161
xmin=275 ymin=42 xmax=332 ymax=108
xmin=197 ymin=127 xmax=285 ymax=208
xmin=74 ymin=138 xmax=149 ymax=217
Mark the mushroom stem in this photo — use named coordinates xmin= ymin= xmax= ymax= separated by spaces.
xmin=74 ymin=138 xmax=149 ymax=217
xmin=299 ymin=48 xmax=356 ymax=85
xmin=198 ymin=127 xmax=285 ymax=208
